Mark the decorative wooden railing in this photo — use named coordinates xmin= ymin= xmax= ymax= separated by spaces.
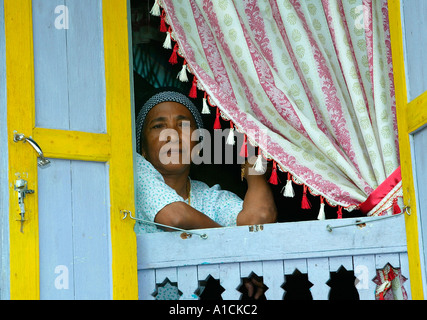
xmin=137 ymin=214 xmax=410 ymax=300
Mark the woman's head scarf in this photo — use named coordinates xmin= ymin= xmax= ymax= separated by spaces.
xmin=135 ymin=88 xmax=204 ymax=155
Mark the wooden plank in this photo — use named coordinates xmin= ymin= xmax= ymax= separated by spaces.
xmin=156 ymin=267 xmax=178 ymax=284
xmin=220 ymin=263 xmax=242 ymax=300
xmin=407 ymin=91 xmax=427 ymax=132
xmin=71 ymin=161 xmax=112 ymax=299
xmin=240 ymin=261 xmax=263 ymax=278
xmin=284 ymin=259 xmax=307 ymax=274
xmin=263 ymin=260 xmax=285 ymax=300
xmin=389 ymin=0 xmax=424 ymax=299
xmin=32 ymin=128 xmax=111 ymax=162
xmin=177 ymin=266 xmax=199 ymax=300
xmin=401 ymin=0 xmax=427 ymax=102
xmin=307 ymin=257 xmax=330 ymax=300
xmin=198 ymin=264 xmax=220 ymax=281
xmin=375 ymin=253 xmax=400 ymax=270
xmin=0 ymin=0 xmax=10 ymax=300
xmin=138 ymin=269 xmax=156 ymax=300
xmin=399 ymin=252 xmax=412 ymax=300
xmin=38 ymin=159 xmax=75 ymax=299
xmin=67 ymin=0 xmax=106 ymax=133
xmin=353 ymin=254 xmax=376 ymax=300
xmin=32 ymin=0 xmax=69 ymax=130
xmin=103 ymin=0 xmax=138 ymax=300
xmin=137 ymin=215 xmax=407 ymax=269
xmin=329 ymin=256 xmax=353 ymax=272
xmin=5 ymin=0 xmax=40 ymax=300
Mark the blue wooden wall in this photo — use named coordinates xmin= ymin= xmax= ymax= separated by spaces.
xmin=0 ymin=0 xmax=10 ymax=300
xmin=402 ymin=0 xmax=427 ymax=102
xmin=402 ymin=0 xmax=427 ymax=290
xmin=32 ymin=0 xmax=112 ymax=299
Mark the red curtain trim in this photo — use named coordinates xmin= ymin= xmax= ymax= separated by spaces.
xmin=358 ymin=166 xmax=402 ymax=215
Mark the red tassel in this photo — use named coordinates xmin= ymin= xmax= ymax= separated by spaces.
xmin=189 ymin=76 xmax=197 ymax=98
xmin=268 ymin=161 xmax=280 ymax=185
xmin=213 ymin=107 xmax=221 ymax=130
xmin=160 ymin=10 xmax=167 ymax=32
xmin=392 ymin=197 xmax=401 ymax=215
xmin=337 ymin=206 xmax=343 ymax=219
xmin=169 ymin=43 xmax=179 ymax=65
xmin=240 ymin=134 xmax=248 ymax=158
xmin=301 ymin=185 xmax=311 ymax=209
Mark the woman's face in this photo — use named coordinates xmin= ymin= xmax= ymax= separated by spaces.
xmin=141 ymin=101 xmax=198 ymax=175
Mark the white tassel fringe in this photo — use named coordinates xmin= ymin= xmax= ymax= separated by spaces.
xmin=253 ymin=154 xmax=265 ymax=173
xmin=201 ymin=97 xmax=211 ymax=114
xmin=281 ymin=179 xmax=295 ymax=198
xmin=150 ymin=0 xmax=161 ymax=16
xmin=163 ymin=31 xmax=172 ymax=49
xmin=177 ymin=64 xmax=189 ymax=82
xmin=226 ymin=128 xmax=235 ymax=145
xmin=317 ymin=202 xmax=326 ymax=220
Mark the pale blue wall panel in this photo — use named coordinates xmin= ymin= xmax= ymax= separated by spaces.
xmin=413 ymin=125 xmax=427 ymax=288
xmin=32 ymin=0 xmax=70 ymax=130
xmin=402 ymin=0 xmax=427 ymax=102
xmin=38 ymin=159 xmax=75 ymax=299
xmin=0 ymin=0 xmax=10 ymax=300
xmin=32 ymin=0 xmax=106 ymax=133
xmin=66 ymin=0 xmax=106 ymax=133
xmin=70 ymin=161 xmax=111 ymax=300
xmin=38 ymin=160 xmax=112 ymax=300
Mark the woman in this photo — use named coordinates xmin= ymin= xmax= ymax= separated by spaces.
xmin=134 ymin=88 xmax=277 ymax=235
xmin=135 ymin=89 xmax=277 ymax=300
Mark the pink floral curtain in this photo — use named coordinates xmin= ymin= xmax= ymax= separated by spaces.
xmin=150 ymin=0 xmax=400 ymax=217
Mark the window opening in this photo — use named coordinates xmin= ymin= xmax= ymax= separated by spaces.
xmin=130 ymin=1 xmax=364 ymax=229
xmin=197 ymin=275 xmax=225 ymax=300
xmin=153 ymin=277 xmax=182 ymax=300
xmin=327 ymin=266 xmax=360 ymax=300
xmin=282 ymin=269 xmax=313 ymax=300
xmin=238 ymin=272 xmax=268 ymax=301
xmin=373 ymin=263 xmax=408 ymax=300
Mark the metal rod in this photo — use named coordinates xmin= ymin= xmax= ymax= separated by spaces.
xmin=121 ymin=210 xmax=208 ymax=239
xmin=326 ymin=212 xmax=404 ymax=232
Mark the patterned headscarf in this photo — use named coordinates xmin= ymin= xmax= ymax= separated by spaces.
xmin=136 ymin=89 xmax=204 ymax=155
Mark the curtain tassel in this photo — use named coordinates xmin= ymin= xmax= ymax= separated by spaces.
xmin=268 ymin=161 xmax=280 ymax=185
xmin=337 ymin=206 xmax=343 ymax=219
xmin=189 ymin=76 xmax=198 ymax=98
xmin=150 ymin=0 xmax=161 ymax=16
xmin=226 ymin=122 xmax=235 ymax=145
xmin=177 ymin=61 xmax=189 ymax=82
xmin=281 ymin=172 xmax=295 ymax=198
xmin=301 ymin=185 xmax=311 ymax=209
xmin=253 ymin=148 xmax=265 ymax=173
xmin=169 ymin=43 xmax=179 ymax=65
xmin=240 ymin=134 xmax=248 ymax=158
xmin=160 ymin=10 xmax=167 ymax=33
xmin=392 ymin=197 xmax=401 ymax=215
xmin=213 ymin=107 xmax=222 ymax=130
xmin=317 ymin=196 xmax=326 ymax=220
xmin=202 ymin=92 xmax=210 ymax=114
xmin=163 ymin=28 xmax=172 ymax=49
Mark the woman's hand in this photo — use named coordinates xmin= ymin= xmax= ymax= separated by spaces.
xmin=237 ymin=156 xmax=277 ymax=226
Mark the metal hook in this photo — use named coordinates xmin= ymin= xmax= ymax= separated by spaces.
xmin=121 ymin=210 xmax=208 ymax=239
xmin=403 ymin=205 xmax=411 ymax=216
xmin=13 ymin=133 xmax=51 ymax=168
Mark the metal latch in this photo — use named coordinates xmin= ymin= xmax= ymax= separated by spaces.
xmin=14 ymin=179 xmax=35 ymax=233
xmin=13 ymin=133 xmax=51 ymax=168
